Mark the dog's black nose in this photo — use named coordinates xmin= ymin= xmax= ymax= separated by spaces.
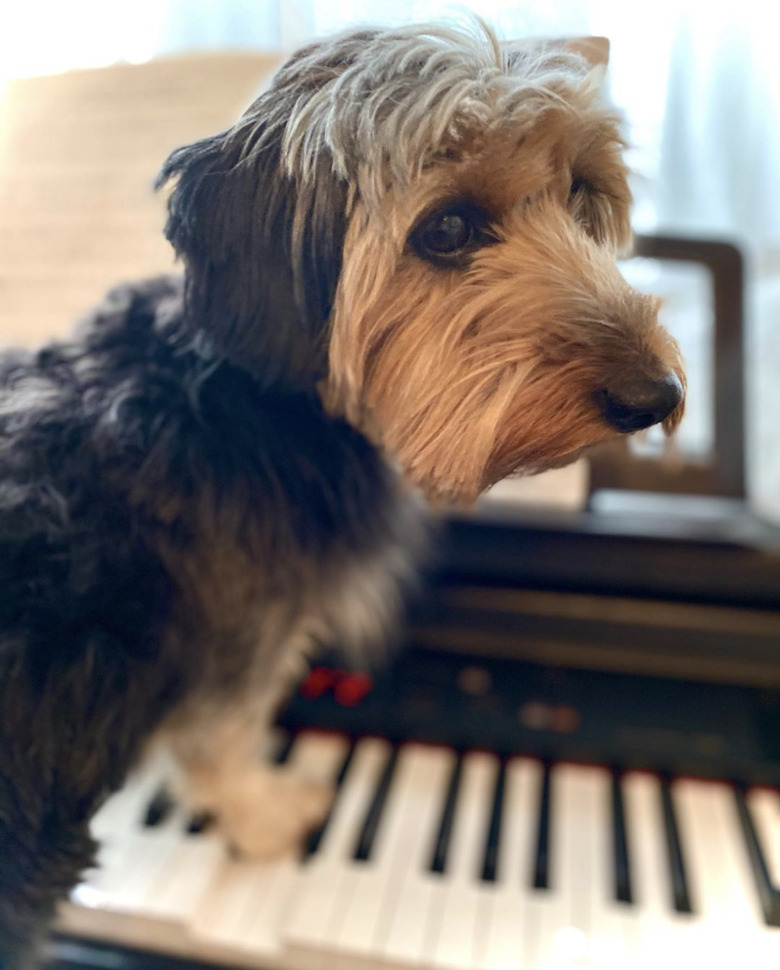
xmin=600 ymin=373 xmax=684 ymax=433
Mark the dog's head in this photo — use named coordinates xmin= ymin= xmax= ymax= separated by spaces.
xmin=158 ymin=23 xmax=685 ymax=503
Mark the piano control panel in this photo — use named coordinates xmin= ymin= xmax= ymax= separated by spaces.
xmin=279 ymin=647 xmax=780 ymax=788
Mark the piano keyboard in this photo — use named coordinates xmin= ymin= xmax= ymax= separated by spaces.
xmin=58 ymin=730 xmax=780 ymax=969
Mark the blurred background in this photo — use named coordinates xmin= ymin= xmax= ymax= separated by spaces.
xmin=1 ymin=0 xmax=778 ymax=517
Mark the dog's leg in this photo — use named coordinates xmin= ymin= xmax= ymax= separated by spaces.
xmin=163 ymin=691 xmax=333 ymax=859
xmin=0 ymin=645 xmax=148 ymax=969
xmin=0 ymin=803 xmax=94 ymax=970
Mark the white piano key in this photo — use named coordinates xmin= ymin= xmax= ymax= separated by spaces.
xmin=282 ymin=737 xmax=391 ymax=964
xmin=139 ymin=827 xmax=225 ymax=922
xmin=190 ymin=731 xmax=348 ymax=953
xmin=525 ymin=763 xmax=597 ymax=969
xmin=587 ymin=771 xmax=640 ymax=969
xmin=187 ymin=852 xmax=263 ymax=946
xmin=675 ymin=778 xmax=780 ymax=964
xmin=748 ymin=788 xmax=780 ymax=887
xmin=376 ymin=746 xmax=455 ymax=966
xmin=428 ymin=751 xmax=499 ymax=970
xmin=326 ymin=745 xmax=454 ymax=963
xmin=622 ymin=773 xmax=700 ymax=968
xmin=479 ymin=758 xmax=541 ymax=970
xmin=98 ymin=809 xmax=187 ymax=914
xmin=72 ymin=758 xmax=171 ymax=908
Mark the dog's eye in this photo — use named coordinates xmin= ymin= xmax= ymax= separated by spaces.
xmin=421 ymin=213 xmax=472 ymax=254
xmin=410 ymin=205 xmax=490 ymax=266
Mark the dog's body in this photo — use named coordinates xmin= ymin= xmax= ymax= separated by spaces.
xmin=0 ymin=24 xmax=684 ymax=966
xmin=0 ymin=275 xmax=423 ymax=961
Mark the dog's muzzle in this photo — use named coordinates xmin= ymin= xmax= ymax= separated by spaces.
xmin=598 ymin=372 xmax=684 ymax=433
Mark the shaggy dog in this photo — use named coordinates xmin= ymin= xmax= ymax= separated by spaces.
xmin=0 ymin=23 xmax=684 ymax=967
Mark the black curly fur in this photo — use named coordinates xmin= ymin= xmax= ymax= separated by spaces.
xmin=0 ymin=29 xmax=411 ymax=961
xmin=0 ymin=265 xmax=406 ymax=966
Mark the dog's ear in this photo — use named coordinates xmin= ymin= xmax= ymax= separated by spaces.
xmin=504 ymin=35 xmax=610 ymax=84
xmin=156 ymin=108 xmax=348 ymax=389
xmin=562 ymin=36 xmax=609 ymax=86
xmin=562 ymin=37 xmax=610 ymax=69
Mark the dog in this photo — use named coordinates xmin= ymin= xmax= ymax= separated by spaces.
xmin=0 ymin=22 xmax=684 ymax=967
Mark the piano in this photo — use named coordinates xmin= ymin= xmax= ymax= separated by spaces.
xmin=46 ymin=238 xmax=780 ymax=969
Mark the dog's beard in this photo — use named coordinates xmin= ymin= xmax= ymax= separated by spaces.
xmin=316 ymin=60 xmax=683 ymax=507
xmin=325 ymin=219 xmax=683 ymax=505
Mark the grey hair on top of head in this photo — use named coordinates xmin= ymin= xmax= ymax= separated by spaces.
xmin=238 ymin=21 xmax=598 ymax=209
xmin=157 ymin=21 xmax=607 ymax=386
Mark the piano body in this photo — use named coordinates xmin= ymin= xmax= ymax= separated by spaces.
xmin=46 ymin=238 xmax=780 ymax=969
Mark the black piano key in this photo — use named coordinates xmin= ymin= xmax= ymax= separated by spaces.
xmin=532 ymin=761 xmax=553 ymax=890
xmin=611 ymin=770 xmax=633 ymax=904
xmin=273 ymin=731 xmax=296 ymax=765
xmin=186 ymin=811 xmax=215 ymax=835
xmin=733 ymin=786 xmax=780 ymax=927
xmin=429 ymin=752 xmax=464 ymax=874
xmin=304 ymin=738 xmax=357 ymax=859
xmin=352 ymin=744 xmax=400 ymax=862
xmin=481 ymin=758 xmax=507 ymax=882
xmin=142 ymin=786 xmax=174 ymax=828
xmin=659 ymin=776 xmax=694 ymax=914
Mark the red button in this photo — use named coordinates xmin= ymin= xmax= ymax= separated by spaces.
xmin=334 ymin=672 xmax=373 ymax=707
xmin=300 ymin=666 xmax=340 ymax=699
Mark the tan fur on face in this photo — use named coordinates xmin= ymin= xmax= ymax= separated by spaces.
xmin=323 ymin=63 xmax=684 ymax=503
xmin=213 ymin=22 xmax=685 ymax=503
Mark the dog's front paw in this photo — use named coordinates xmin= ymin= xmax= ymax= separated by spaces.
xmin=218 ymin=767 xmax=333 ymax=860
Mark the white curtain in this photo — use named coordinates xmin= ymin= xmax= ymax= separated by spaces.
xmin=656 ymin=6 xmax=780 ymax=256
